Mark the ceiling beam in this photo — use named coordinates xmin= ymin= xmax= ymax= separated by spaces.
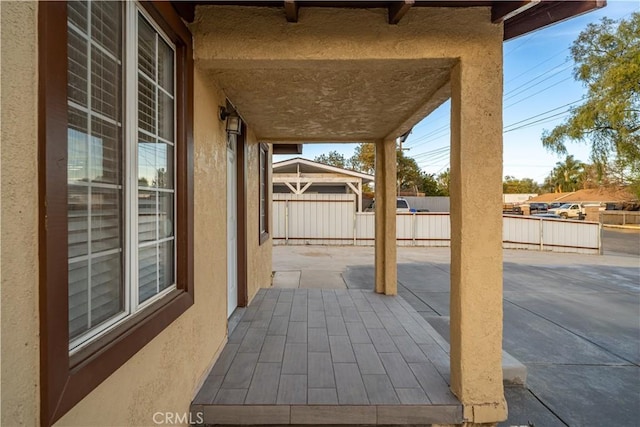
xmin=284 ymin=0 xmax=299 ymax=22
xmin=273 ymin=143 xmax=303 ymax=154
xmin=503 ymin=0 xmax=606 ymax=40
xmin=491 ymin=1 xmax=539 ymax=23
xmin=388 ymin=0 xmax=414 ymax=25
xmin=171 ymin=2 xmax=196 ymax=23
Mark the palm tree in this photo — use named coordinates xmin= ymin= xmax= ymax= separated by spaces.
xmin=550 ymin=155 xmax=585 ymax=192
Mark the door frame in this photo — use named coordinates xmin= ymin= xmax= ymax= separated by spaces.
xmin=235 ymin=124 xmax=248 ymax=307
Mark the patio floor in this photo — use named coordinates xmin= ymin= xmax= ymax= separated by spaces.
xmin=191 ymin=288 xmax=463 ymax=425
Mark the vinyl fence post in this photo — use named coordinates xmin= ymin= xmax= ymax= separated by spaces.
xmin=539 ymin=218 xmax=544 ymax=252
xmin=412 ymin=212 xmax=417 ymax=246
xmin=353 ymin=210 xmax=357 ymax=246
xmin=598 ymin=222 xmax=603 ymax=255
xmin=285 ymin=200 xmax=289 ymax=245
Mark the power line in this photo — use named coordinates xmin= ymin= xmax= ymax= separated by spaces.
xmin=406 ymin=59 xmax=576 ymax=150
xmin=504 ymin=47 xmax=570 ymax=85
xmin=504 ymin=112 xmax=570 ymax=133
xmin=409 ymin=100 xmax=582 ymax=161
xmin=503 ymin=98 xmax=582 ymax=129
xmin=504 ymin=60 xmax=573 ymax=102
xmin=505 ymin=76 xmax=574 ymax=109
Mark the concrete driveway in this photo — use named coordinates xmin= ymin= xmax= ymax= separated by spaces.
xmin=272 ymin=245 xmax=640 ymax=427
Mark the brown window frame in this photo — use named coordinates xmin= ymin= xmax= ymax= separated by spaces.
xmin=38 ymin=2 xmax=194 ymax=425
xmin=259 ymin=143 xmax=270 ymax=245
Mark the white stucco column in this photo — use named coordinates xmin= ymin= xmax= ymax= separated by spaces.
xmin=374 ymin=139 xmax=397 ymax=295
xmin=449 ymin=57 xmax=507 ymax=424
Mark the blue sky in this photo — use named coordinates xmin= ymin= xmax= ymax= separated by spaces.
xmin=274 ymin=0 xmax=639 ymax=184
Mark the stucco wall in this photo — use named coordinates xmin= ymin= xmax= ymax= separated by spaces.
xmin=1 ymin=2 xmax=41 ymax=425
xmin=245 ymin=131 xmax=274 ymax=300
xmin=1 ymin=7 xmax=271 ymax=419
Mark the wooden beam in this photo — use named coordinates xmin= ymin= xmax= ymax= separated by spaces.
xmin=491 ymin=1 xmax=539 ymax=23
xmin=284 ymin=182 xmax=297 ymax=193
xmin=388 ymin=0 xmax=414 ymax=25
xmin=272 ymin=143 xmax=302 ymax=154
xmin=503 ymin=0 xmax=605 ymax=40
xmin=299 ymin=182 xmax=313 ymax=194
xmin=284 ymin=0 xmax=299 ymax=22
xmin=345 ymin=181 xmax=359 ymax=193
xmin=171 ymin=2 xmax=196 ymax=23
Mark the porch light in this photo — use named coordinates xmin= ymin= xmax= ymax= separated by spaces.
xmin=219 ymin=105 xmax=242 ymax=135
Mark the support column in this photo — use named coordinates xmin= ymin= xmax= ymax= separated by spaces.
xmin=374 ymin=139 xmax=397 ymax=295
xmin=449 ymin=57 xmax=507 ymax=424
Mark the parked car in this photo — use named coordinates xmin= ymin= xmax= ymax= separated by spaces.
xmin=548 ymin=202 xmax=563 ymax=210
xmin=528 ymin=202 xmax=548 ymax=214
xmin=366 ymin=198 xmax=423 ymax=213
xmin=503 ymin=203 xmax=523 ymax=215
xmin=548 ymin=203 xmax=586 ymax=219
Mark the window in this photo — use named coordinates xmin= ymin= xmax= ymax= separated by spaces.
xmin=40 ymin=1 xmax=193 ymax=424
xmin=68 ymin=0 xmax=178 ymax=351
xmin=259 ymin=143 xmax=270 ymax=244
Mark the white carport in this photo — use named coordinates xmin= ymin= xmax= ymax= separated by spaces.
xmin=273 ymin=157 xmax=374 ymax=212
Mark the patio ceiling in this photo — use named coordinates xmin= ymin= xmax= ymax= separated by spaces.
xmin=182 ymin=1 xmax=604 ymax=144
xmin=205 ymin=59 xmax=453 ymax=143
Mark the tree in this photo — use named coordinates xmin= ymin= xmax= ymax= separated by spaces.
xmin=503 ymin=176 xmax=541 ymax=194
xmin=419 ymin=173 xmax=444 ymax=196
xmin=542 ymin=155 xmax=585 ymax=192
xmin=436 ymin=169 xmax=450 ymax=196
xmin=314 ymin=150 xmax=348 ymax=169
xmin=349 ymin=143 xmax=375 ymax=175
xmin=396 ymin=151 xmax=423 ymax=193
xmin=542 ymin=13 xmax=640 ymax=181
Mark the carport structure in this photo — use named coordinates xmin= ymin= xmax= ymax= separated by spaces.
xmin=181 ymin=1 xmax=602 ymax=425
xmin=5 ymin=1 xmax=604 ymax=426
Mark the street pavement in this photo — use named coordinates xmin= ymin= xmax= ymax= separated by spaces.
xmin=272 ymin=244 xmax=640 ymax=427
xmin=602 ymin=227 xmax=640 ymax=257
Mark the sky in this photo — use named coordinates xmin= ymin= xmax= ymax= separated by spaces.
xmin=274 ymin=0 xmax=639 ymax=184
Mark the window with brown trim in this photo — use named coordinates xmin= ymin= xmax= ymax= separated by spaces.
xmin=39 ymin=1 xmax=193 ymax=425
xmin=259 ymin=143 xmax=270 ymax=245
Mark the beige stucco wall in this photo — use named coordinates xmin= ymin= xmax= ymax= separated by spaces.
xmin=1 ymin=2 xmax=41 ymax=425
xmin=1 ymin=4 xmax=272 ymax=419
xmin=245 ymin=131 xmax=274 ymax=300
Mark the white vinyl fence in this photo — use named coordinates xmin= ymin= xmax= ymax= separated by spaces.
xmin=273 ymin=195 xmax=602 ymax=254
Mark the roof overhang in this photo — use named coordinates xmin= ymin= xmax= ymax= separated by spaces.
xmin=273 ymin=157 xmax=375 ymax=183
xmin=184 ymin=1 xmax=604 ymax=146
xmin=172 ymin=1 xmax=606 ymax=41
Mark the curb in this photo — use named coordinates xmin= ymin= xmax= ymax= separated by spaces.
xmin=602 ymin=224 xmax=640 ymax=230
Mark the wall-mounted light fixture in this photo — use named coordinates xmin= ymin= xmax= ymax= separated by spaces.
xmin=219 ymin=105 xmax=242 ymax=135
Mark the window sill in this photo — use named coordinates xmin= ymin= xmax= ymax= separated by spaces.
xmin=69 ymin=288 xmax=192 ymax=369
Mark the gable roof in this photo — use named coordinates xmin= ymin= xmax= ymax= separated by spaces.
xmin=273 ymin=157 xmax=374 ymax=183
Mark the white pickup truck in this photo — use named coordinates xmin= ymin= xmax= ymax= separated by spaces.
xmin=548 ymin=203 xmax=586 ymax=219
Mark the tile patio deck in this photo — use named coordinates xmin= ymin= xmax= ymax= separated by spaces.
xmin=191 ymin=288 xmax=463 ymax=425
